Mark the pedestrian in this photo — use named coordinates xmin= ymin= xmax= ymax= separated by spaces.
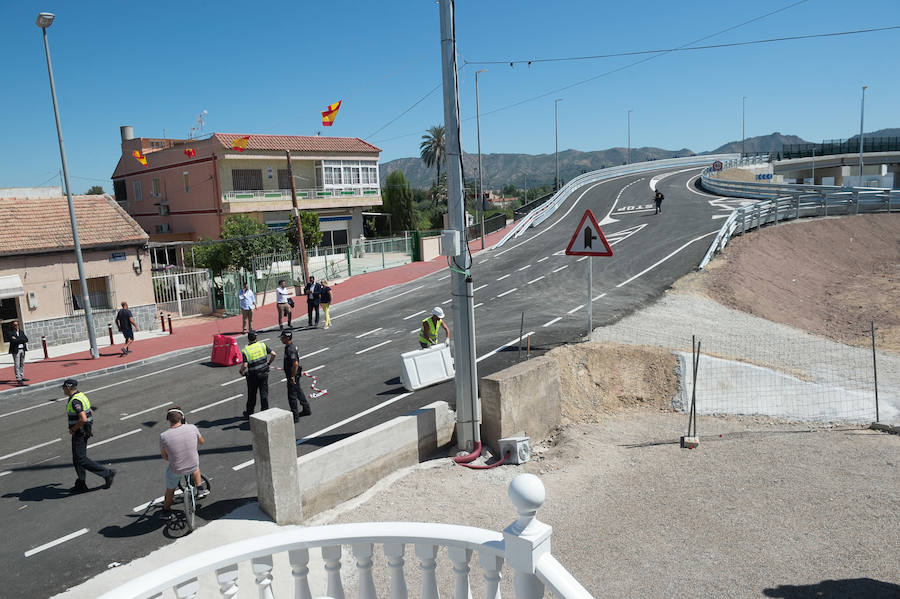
xmin=275 ymin=279 xmax=293 ymax=330
xmin=239 ymin=330 xmax=276 ymax=419
xmin=279 ymin=329 xmax=311 ymax=421
xmin=159 ymin=406 xmax=207 ymax=520
xmin=320 ymin=280 xmax=333 ymax=329
xmin=8 ymin=320 xmax=28 ymax=386
xmin=62 ymin=379 xmax=115 ymax=493
xmin=419 ymin=307 xmax=451 ymax=349
xmin=115 ymin=301 xmax=138 ymax=355
xmin=239 ymin=282 xmax=256 ymax=334
xmin=654 ymin=189 xmax=664 ymax=214
xmin=303 ymin=275 xmax=322 ymax=327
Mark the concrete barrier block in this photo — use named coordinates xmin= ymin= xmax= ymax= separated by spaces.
xmin=481 ymin=355 xmax=560 ymax=456
xmin=251 ymin=408 xmax=303 ymax=525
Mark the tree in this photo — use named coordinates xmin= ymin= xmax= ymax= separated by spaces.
xmin=85 ymin=185 xmax=105 ymax=195
xmin=191 ymin=215 xmax=290 ymax=275
xmin=419 ymin=125 xmax=445 ymax=205
xmin=382 ymin=170 xmax=414 ymax=232
xmin=501 ymin=183 xmax=517 ymax=197
xmin=287 ymin=212 xmax=322 ymax=250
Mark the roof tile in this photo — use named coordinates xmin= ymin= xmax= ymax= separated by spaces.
xmin=213 ymin=133 xmax=381 ymax=154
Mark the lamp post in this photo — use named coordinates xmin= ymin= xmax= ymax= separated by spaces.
xmin=858 ymin=85 xmax=868 ymax=182
xmin=554 ymin=98 xmax=563 ymax=190
xmin=742 ymin=96 xmax=747 ymax=158
xmin=475 ymin=69 xmax=487 ymax=249
xmin=37 ymin=12 xmax=99 ymax=359
xmin=626 ymin=109 xmax=633 ymax=164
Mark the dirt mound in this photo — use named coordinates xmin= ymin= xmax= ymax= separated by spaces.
xmin=547 ymin=342 xmax=678 ymax=424
xmin=676 ymin=214 xmax=900 ymax=351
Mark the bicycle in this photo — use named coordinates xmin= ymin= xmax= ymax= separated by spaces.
xmin=177 ymin=473 xmax=211 ymax=533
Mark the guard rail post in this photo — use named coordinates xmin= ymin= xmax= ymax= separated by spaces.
xmin=108 ymin=323 xmax=114 ymax=345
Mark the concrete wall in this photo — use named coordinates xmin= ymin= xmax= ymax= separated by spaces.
xmin=480 ymin=355 xmax=561 ymax=456
xmin=420 ymin=235 xmax=442 ymax=262
xmin=296 ymin=401 xmax=455 ymax=518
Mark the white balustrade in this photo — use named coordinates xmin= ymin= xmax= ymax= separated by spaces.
xmin=416 ymin=543 xmax=441 ymax=599
xmin=322 ymin=545 xmax=345 ymax=599
xmin=289 ymin=548 xmax=312 ymax=599
xmin=383 ymin=543 xmax=408 ymax=599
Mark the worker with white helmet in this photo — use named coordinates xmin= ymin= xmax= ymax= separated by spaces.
xmin=419 ymin=306 xmax=451 ymax=349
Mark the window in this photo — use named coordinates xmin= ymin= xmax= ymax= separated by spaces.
xmin=277 ymin=169 xmax=292 ymax=190
xmin=321 ymin=160 xmax=378 ymax=188
xmin=70 ymin=277 xmax=112 ymax=311
xmin=149 ymin=140 xmax=167 ymax=149
xmin=321 ymin=229 xmax=348 ymax=247
xmin=155 ymin=223 xmax=171 ymax=233
xmin=132 ymin=179 xmax=142 ymax=202
xmin=231 ymin=168 xmax=263 ymax=190
xmin=151 ymin=178 xmax=161 ymax=197
xmin=323 ymin=163 xmax=341 ymax=186
xmin=113 ymin=179 xmax=127 ymax=204
xmin=158 ymin=204 xmax=170 ymax=216
xmin=362 ymin=164 xmax=379 ymax=185
xmin=183 ymin=171 xmax=190 ymax=192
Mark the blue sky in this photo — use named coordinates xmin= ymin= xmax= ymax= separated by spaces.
xmin=2 ymin=0 xmax=897 ymax=191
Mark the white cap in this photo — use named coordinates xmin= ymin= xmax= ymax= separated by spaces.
xmin=432 ymin=306 xmax=444 ymax=318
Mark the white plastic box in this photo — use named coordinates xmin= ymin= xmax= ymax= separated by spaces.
xmin=400 ymin=343 xmax=455 ymax=391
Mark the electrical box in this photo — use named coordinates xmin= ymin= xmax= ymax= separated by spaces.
xmin=499 ymin=436 xmax=531 ymax=465
xmin=27 ymin=291 xmax=38 ymax=309
xmin=440 ymin=229 xmax=460 ymax=256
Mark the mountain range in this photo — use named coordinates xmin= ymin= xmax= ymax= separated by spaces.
xmin=379 ymin=129 xmax=899 ymax=190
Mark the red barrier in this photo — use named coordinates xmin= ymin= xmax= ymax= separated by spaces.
xmin=160 ymin=312 xmax=166 ymax=332
xmin=167 ymin=315 xmax=173 ymax=335
xmin=42 ymin=336 xmax=49 ymax=360
xmin=108 ymin=323 xmax=114 ymax=345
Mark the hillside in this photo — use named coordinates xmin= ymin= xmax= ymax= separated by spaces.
xmin=708 ymin=132 xmax=809 ymax=154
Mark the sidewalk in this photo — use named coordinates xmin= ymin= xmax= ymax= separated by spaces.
xmin=0 ymin=225 xmax=513 ymax=396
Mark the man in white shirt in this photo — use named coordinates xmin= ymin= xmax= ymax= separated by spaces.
xmin=239 ymin=282 xmax=256 ymax=334
xmin=276 ymin=279 xmax=292 ymax=330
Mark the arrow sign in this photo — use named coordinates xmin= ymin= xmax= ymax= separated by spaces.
xmin=565 ymin=209 xmax=613 ymax=256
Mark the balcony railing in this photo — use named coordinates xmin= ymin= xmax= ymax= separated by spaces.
xmin=98 ymin=474 xmax=593 ymax=599
xmin=224 ymin=187 xmax=380 ymax=202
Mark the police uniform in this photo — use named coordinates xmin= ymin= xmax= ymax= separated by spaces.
xmin=281 ymin=330 xmax=311 ymax=421
xmin=64 ymin=379 xmax=114 ymax=492
xmin=242 ymin=339 xmax=272 ymax=417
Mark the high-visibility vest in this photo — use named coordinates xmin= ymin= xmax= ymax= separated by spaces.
xmin=242 ymin=341 xmax=269 ymax=374
xmin=419 ymin=317 xmax=442 ymax=346
xmin=66 ymin=391 xmax=94 ymax=426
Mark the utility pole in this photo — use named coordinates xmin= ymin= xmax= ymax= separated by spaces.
xmin=475 ymin=68 xmax=487 ymax=249
xmin=286 ymin=150 xmax=309 ymax=283
xmin=858 ymin=85 xmax=868 ymax=181
xmin=439 ymin=0 xmax=480 ymax=452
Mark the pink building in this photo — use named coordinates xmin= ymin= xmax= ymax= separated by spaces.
xmin=111 ymin=127 xmax=383 ymax=262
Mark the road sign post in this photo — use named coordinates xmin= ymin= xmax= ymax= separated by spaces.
xmin=565 ymin=209 xmax=613 ymax=337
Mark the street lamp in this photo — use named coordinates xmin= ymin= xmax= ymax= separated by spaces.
xmin=554 ymin=98 xmax=563 ymax=190
xmin=475 ymin=68 xmax=487 ymax=249
xmin=858 ymin=85 xmax=868 ymax=182
xmin=626 ymin=109 xmax=633 ymax=164
xmin=742 ymin=96 xmax=747 ymax=158
xmin=37 ymin=12 xmax=99 ymax=359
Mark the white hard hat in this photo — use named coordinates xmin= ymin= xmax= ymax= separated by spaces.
xmin=432 ymin=307 xmax=444 ymax=318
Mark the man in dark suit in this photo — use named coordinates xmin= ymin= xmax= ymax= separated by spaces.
xmin=303 ymin=275 xmax=322 ymax=327
xmin=8 ymin=320 xmax=28 ymax=386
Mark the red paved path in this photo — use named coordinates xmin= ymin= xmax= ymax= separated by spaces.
xmin=0 ymin=225 xmax=514 ymax=392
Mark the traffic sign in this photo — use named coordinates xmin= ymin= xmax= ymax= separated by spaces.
xmin=712 ymin=160 xmax=723 ymax=171
xmin=565 ymin=209 xmax=613 ymax=256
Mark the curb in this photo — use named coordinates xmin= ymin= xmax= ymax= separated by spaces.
xmin=870 ymin=422 xmax=900 ymax=435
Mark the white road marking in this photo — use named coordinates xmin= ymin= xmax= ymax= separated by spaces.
xmin=612 ymin=207 xmax=656 ymax=215
xmin=356 ymin=340 xmax=392 ymax=355
xmin=331 ymin=285 xmax=424 ymax=320
xmin=685 ymin=174 xmax=724 ymax=198
xmin=355 ymin=327 xmax=383 ymax=338
xmin=576 ymin=256 xmax=589 ymax=262
xmin=441 ymin=299 xmax=452 ymax=305
xmin=221 ymin=377 xmax=243 ymax=386
xmin=133 ymin=490 xmax=182 ymax=513
xmin=88 ymin=428 xmax=141 ymax=449
xmin=553 ymin=250 xmax=565 ymax=256
xmin=300 ymin=348 xmax=328 ymax=360
xmin=599 ymin=177 xmax=645 ymax=226
xmin=567 ymin=304 xmax=584 ymax=314
xmin=305 ymin=365 xmax=325 ymax=374
xmin=517 ymin=264 xmax=531 ymax=271
xmin=712 ymin=214 xmax=730 ymax=219
xmin=0 ymin=471 xmax=11 ymax=477
xmin=410 ymin=328 xmax=421 ymax=334
xmin=473 ymin=284 xmax=488 ymax=292
xmin=0 ymin=439 xmax=61 ymax=462
xmin=477 ymin=332 xmax=535 ymax=363
xmin=616 ymin=230 xmax=718 ymax=288
xmin=403 ymin=310 xmax=426 ymax=320
xmin=592 ymin=293 xmax=607 ymax=301
xmin=438 ymin=274 xmax=450 ymax=281
xmin=542 ymin=317 xmax=562 ymax=327
xmin=537 ymin=257 xmax=549 ymax=263
xmin=120 ymin=401 xmax=172 ymax=420
xmin=496 ymin=288 xmax=517 ymax=298
xmin=496 ymin=274 xmax=511 ymax=281
xmin=526 ymin=276 xmax=545 ymax=285
xmin=551 ymin=265 xmax=568 ymax=273
xmin=0 ymin=398 xmax=67 ymax=420
xmin=190 ymin=394 xmax=242 ymax=414
xmin=280 ymin=378 xmax=287 ymax=383
xmin=474 ymin=303 xmax=483 ymax=309
xmin=24 ymin=528 xmax=89 ymax=558
xmin=88 ymin=357 xmax=208 ymax=394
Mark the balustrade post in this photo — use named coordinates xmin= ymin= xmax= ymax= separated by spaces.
xmin=503 ymin=474 xmax=552 ymax=599
xmin=353 ymin=543 xmax=378 ymax=599
xmin=415 ymin=544 xmax=440 ymax=599
xmin=448 ymin=546 xmax=474 ymax=599
xmin=251 ymin=555 xmax=275 ymax=599
xmin=289 ymin=549 xmax=313 ymax=599
xmin=480 ymin=553 xmax=504 ymax=599
xmin=384 ymin=543 xmax=409 ymax=599
xmin=215 ymin=563 xmax=240 ymax=598
xmin=174 ymin=577 xmax=200 ymax=599
xmin=322 ymin=545 xmax=346 ymax=599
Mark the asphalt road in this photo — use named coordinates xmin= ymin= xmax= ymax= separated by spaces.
xmin=0 ymin=164 xmax=736 ymax=597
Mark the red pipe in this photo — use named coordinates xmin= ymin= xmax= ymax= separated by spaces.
xmin=160 ymin=312 xmax=166 ymax=332
xmin=460 ymin=451 xmax=510 ymax=470
xmin=452 ymin=441 xmax=482 ymax=464
xmin=167 ymin=315 xmax=174 ymax=335
xmin=108 ymin=323 xmax=114 ymax=345
xmin=41 ymin=336 xmax=49 ymax=360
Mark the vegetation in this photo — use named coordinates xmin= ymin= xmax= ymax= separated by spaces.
xmin=419 ymin=125 xmax=446 ymax=206
xmin=381 ymin=170 xmax=415 ymax=233
xmin=85 ymin=185 xmax=105 ymax=195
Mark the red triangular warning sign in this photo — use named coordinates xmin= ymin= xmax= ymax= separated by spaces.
xmin=565 ymin=209 xmax=613 ymax=256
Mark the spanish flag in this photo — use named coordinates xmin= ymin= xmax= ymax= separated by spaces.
xmin=132 ymin=150 xmax=148 ymax=167
xmin=232 ymin=136 xmax=250 ymax=152
xmin=321 ymin=100 xmax=342 ymax=127
xmin=184 ymin=148 xmax=196 ymax=157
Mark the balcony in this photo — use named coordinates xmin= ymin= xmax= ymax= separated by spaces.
xmin=224 ymin=187 xmax=380 ymax=202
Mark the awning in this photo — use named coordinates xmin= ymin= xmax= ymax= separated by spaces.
xmin=0 ymin=275 xmax=25 ymax=300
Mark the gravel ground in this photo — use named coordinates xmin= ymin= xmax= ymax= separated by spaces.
xmin=313 ymin=412 xmax=900 ymax=599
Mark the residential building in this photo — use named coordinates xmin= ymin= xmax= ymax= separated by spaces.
xmin=110 ymin=127 xmax=383 ymax=262
xmin=0 ymin=195 xmax=155 ymax=349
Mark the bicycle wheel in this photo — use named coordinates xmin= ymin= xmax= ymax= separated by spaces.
xmin=178 ymin=474 xmax=211 ymax=496
xmin=184 ymin=482 xmax=196 ymax=532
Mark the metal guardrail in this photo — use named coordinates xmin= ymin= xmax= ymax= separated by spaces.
xmin=782 ymin=136 xmax=900 ymax=160
xmin=494 ymin=154 xmax=739 ymax=248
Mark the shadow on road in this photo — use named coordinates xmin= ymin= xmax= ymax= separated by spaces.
xmin=99 ymin=512 xmax=166 ymax=538
xmin=2 ymin=482 xmax=79 ymax=502
xmin=762 ymin=578 xmax=900 ymax=598
xmin=297 ymin=431 xmax=356 ymax=447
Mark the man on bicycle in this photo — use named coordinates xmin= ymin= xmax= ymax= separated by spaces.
xmin=159 ymin=407 xmax=207 ymax=519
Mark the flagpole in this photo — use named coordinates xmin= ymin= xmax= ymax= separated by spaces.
xmin=286 ymin=150 xmax=309 ymax=283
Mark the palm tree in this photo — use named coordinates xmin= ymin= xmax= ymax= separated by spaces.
xmin=420 ymin=125 xmax=446 ymax=205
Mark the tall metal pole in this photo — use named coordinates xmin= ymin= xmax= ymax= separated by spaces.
xmin=554 ymin=98 xmax=563 ymax=190
xmin=742 ymin=96 xmax=747 ymax=157
xmin=626 ymin=109 xmax=632 ymax=164
xmin=475 ymin=69 xmax=487 ymax=249
xmin=39 ymin=18 xmax=99 ymax=359
xmin=587 ymin=257 xmax=593 ymax=336
xmin=286 ymin=150 xmax=309 ymax=283
xmin=439 ymin=0 xmax=479 ymax=451
xmin=858 ymin=85 xmax=867 ymax=180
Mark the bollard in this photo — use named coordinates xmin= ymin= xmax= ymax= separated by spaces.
xmin=42 ymin=336 xmax=49 ymax=360
xmin=167 ymin=314 xmax=173 ymax=335
xmin=160 ymin=312 xmax=166 ymax=332
xmin=108 ymin=323 xmax=114 ymax=345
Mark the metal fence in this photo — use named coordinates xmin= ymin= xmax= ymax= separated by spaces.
xmin=152 ymin=267 xmax=213 ymax=318
xmin=513 ymin=192 xmax=555 ymax=221
xmin=781 ymin=136 xmax=900 ymax=159
xmin=465 ymin=213 xmax=506 ymax=240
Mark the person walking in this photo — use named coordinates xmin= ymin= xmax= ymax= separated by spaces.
xmin=239 ymin=282 xmax=256 ymax=334
xmin=62 ymin=379 xmax=115 ymax=493
xmin=275 ymin=279 xmax=293 ymax=330
xmin=239 ymin=330 xmax=276 ymax=419
xmin=303 ymin=275 xmax=322 ymax=327
xmin=159 ymin=406 xmax=207 ymax=520
xmin=280 ymin=329 xmax=311 ymax=421
xmin=8 ymin=320 xmax=28 ymax=386
xmin=654 ymin=189 xmax=664 ymax=214
xmin=115 ymin=302 xmax=138 ymax=355
xmin=419 ymin=307 xmax=450 ymax=349
xmin=320 ymin=280 xmax=333 ymax=329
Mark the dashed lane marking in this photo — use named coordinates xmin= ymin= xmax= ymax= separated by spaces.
xmin=517 ymin=264 xmax=531 ymax=271
xmin=355 ymin=340 xmax=392 ymax=355
xmin=576 ymin=256 xmax=589 ymax=262
xmin=331 ymin=285 xmax=424 ymax=321
xmin=300 ymin=348 xmax=328 ymax=360
xmin=473 ymin=284 xmax=488 ymax=292
xmin=496 ymin=288 xmax=517 ymax=298
xmin=474 ymin=303 xmax=483 ymax=309
xmin=542 ymin=317 xmax=562 ymax=327
xmin=355 ymin=327 xmax=383 ymax=338
xmin=190 ymin=395 xmax=242 ymax=414
xmin=0 ymin=439 xmax=61 ymax=462
xmin=592 ymin=293 xmax=607 ymax=302
xmin=403 ymin=310 xmax=426 ymax=320
xmin=305 ymin=365 xmax=325 ymax=374
xmin=87 ymin=428 xmax=141 ymax=449
xmin=496 ymin=274 xmax=511 ymax=281
xmin=438 ymin=274 xmax=450 ymax=281
xmin=552 ymin=265 xmax=568 ymax=273
xmin=526 ymin=276 xmax=545 ymax=285
xmin=25 ymin=528 xmax=89 ymax=558
xmin=567 ymin=304 xmax=584 ymax=314
xmin=537 ymin=257 xmax=549 ymax=262
xmin=120 ymin=401 xmax=172 ymax=420
xmin=476 ymin=332 xmax=535 ymax=363
xmin=615 ymin=231 xmax=718 ymax=289
xmin=441 ymin=299 xmax=452 ymax=305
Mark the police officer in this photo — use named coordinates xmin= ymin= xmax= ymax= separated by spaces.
xmin=62 ymin=379 xmax=115 ymax=493
xmin=419 ymin=306 xmax=451 ymax=349
xmin=280 ymin=329 xmax=311 ymax=422
xmin=239 ymin=330 xmax=276 ymax=419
